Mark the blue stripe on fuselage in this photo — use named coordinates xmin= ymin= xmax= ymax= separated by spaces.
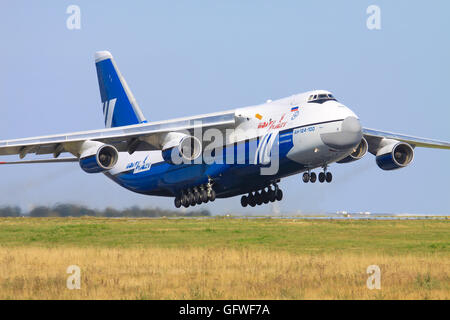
xmin=106 ymin=128 xmax=298 ymax=197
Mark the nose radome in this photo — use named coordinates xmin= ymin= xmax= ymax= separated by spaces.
xmin=320 ymin=116 xmax=363 ymax=150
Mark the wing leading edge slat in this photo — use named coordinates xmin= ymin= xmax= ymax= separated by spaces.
xmin=363 ymin=128 xmax=450 ymax=149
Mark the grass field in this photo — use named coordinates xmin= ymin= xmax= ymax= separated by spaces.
xmin=0 ymin=217 xmax=448 ymax=299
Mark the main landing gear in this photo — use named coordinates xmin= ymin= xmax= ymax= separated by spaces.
xmin=240 ymin=183 xmax=283 ymax=207
xmin=303 ymin=167 xmax=332 ymax=183
xmin=174 ymin=183 xmax=216 ymax=208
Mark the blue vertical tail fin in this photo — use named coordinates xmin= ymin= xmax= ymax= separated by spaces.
xmin=95 ymin=51 xmax=146 ymax=128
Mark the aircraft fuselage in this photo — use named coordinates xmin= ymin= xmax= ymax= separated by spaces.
xmin=105 ymin=90 xmax=362 ymax=198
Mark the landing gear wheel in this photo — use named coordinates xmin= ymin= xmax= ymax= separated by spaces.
xmin=310 ymin=172 xmax=317 ymax=183
xmin=319 ymin=172 xmax=325 ymax=183
xmin=255 ymin=191 xmax=263 ymax=206
xmin=182 ymin=194 xmax=190 ymax=208
xmin=194 ymin=192 xmax=201 ymax=205
xmin=248 ymin=193 xmax=256 ymax=207
xmin=275 ymin=189 xmax=283 ymax=201
xmin=181 ymin=194 xmax=187 ymax=207
xmin=326 ymin=172 xmax=332 ymax=183
xmin=270 ymin=193 xmax=276 ymax=202
xmin=200 ymin=190 xmax=208 ymax=203
xmin=262 ymin=190 xmax=270 ymax=204
xmin=195 ymin=192 xmax=202 ymax=205
xmin=302 ymin=172 xmax=310 ymax=183
xmin=189 ymin=192 xmax=196 ymax=206
xmin=268 ymin=189 xmax=276 ymax=202
xmin=208 ymin=189 xmax=216 ymax=202
xmin=174 ymin=196 xmax=181 ymax=208
xmin=241 ymin=196 xmax=248 ymax=207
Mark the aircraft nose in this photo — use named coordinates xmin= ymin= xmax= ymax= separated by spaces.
xmin=320 ymin=116 xmax=363 ymax=150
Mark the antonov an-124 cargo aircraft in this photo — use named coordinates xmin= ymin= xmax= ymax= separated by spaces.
xmin=1 ymin=51 xmax=449 ymax=208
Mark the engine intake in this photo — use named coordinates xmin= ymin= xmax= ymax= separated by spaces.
xmin=376 ymin=142 xmax=414 ymax=170
xmin=337 ymin=138 xmax=368 ymax=164
xmin=79 ymin=143 xmax=119 ymax=173
xmin=162 ymin=134 xmax=202 ymax=165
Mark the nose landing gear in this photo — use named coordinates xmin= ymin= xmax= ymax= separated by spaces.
xmin=303 ymin=167 xmax=332 ymax=183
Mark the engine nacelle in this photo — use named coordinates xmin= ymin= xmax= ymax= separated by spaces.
xmin=161 ymin=133 xmax=202 ymax=165
xmin=375 ymin=142 xmax=414 ymax=170
xmin=79 ymin=142 xmax=119 ymax=173
xmin=337 ymin=138 xmax=368 ymax=164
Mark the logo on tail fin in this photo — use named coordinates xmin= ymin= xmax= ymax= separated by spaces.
xmin=95 ymin=51 xmax=146 ymax=128
xmin=103 ymin=98 xmax=117 ymax=128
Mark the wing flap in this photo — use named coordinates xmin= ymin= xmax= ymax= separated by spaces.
xmin=0 ymin=157 xmax=78 ymax=165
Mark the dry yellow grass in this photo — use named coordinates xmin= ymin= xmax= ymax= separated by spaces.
xmin=0 ymin=247 xmax=448 ymax=299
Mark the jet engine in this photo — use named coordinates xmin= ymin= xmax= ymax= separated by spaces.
xmin=375 ymin=142 xmax=414 ymax=170
xmin=337 ymin=138 xmax=368 ymax=164
xmin=79 ymin=142 xmax=119 ymax=173
xmin=161 ymin=133 xmax=202 ymax=165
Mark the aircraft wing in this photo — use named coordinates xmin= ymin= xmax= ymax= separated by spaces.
xmin=0 ymin=111 xmax=236 ymax=159
xmin=363 ymin=128 xmax=450 ymax=150
xmin=0 ymin=158 xmax=78 ymax=165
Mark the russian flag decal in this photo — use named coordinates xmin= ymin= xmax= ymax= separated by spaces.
xmin=291 ymin=106 xmax=299 ymax=112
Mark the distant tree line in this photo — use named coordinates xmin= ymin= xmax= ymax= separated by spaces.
xmin=0 ymin=204 xmax=211 ymax=218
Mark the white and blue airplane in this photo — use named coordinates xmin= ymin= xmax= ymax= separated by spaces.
xmin=1 ymin=51 xmax=449 ymax=208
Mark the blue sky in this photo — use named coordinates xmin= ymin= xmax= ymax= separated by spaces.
xmin=0 ymin=1 xmax=449 ymax=214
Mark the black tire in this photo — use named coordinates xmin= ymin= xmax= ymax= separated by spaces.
xmin=174 ymin=196 xmax=181 ymax=208
xmin=209 ymin=189 xmax=216 ymax=202
xmin=196 ymin=193 xmax=202 ymax=205
xmin=326 ymin=172 xmax=332 ymax=183
xmin=241 ymin=196 xmax=248 ymax=207
xmin=310 ymin=172 xmax=317 ymax=183
xmin=269 ymin=190 xmax=276 ymax=202
xmin=181 ymin=194 xmax=188 ymax=207
xmin=200 ymin=190 xmax=208 ymax=203
xmin=188 ymin=192 xmax=195 ymax=206
xmin=262 ymin=190 xmax=270 ymax=204
xmin=248 ymin=193 xmax=256 ymax=207
xmin=255 ymin=191 xmax=263 ymax=205
xmin=302 ymin=172 xmax=310 ymax=183
xmin=182 ymin=194 xmax=190 ymax=208
xmin=276 ymin=189 xmax=283 ymax=201
xmin=319 ymin=172 xmax=325 ymax=183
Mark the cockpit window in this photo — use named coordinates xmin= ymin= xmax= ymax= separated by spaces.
xmin=308 ymin=93 xmax=337 ymax=103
